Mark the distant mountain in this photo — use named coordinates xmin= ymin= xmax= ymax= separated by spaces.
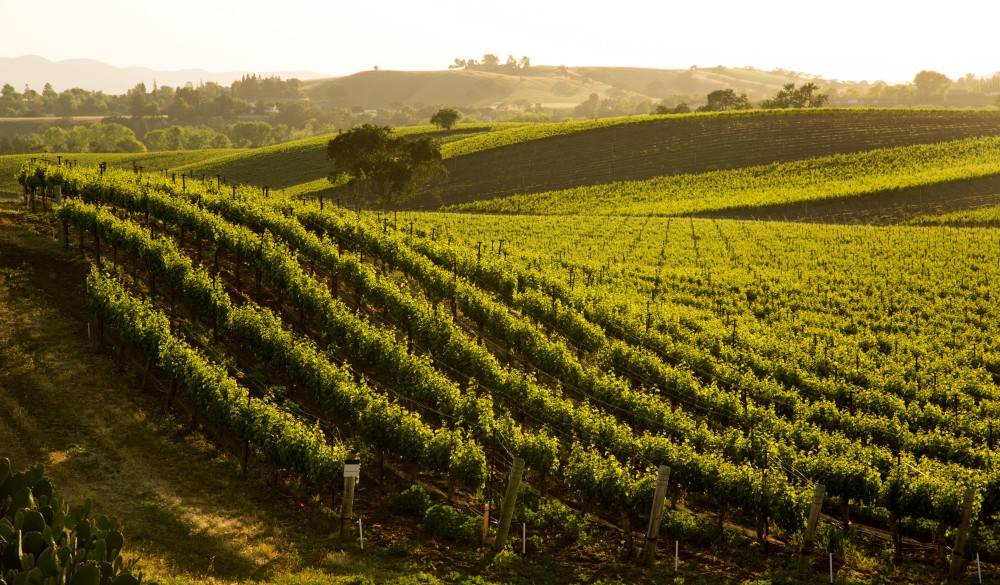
xmin=0 ymin=55 xmax=329 ymax=94
xmin=300 ymin=65 xmax=816 ymax=110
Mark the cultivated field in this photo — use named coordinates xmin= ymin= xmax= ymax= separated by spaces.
xmin=4 ymin=109 xmax=1000 ymax=585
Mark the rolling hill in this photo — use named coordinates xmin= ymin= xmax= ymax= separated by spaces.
xmin=300 ymin=65 xmax=811 ymax=110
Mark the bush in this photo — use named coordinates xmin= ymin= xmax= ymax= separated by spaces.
xmin=388 ymin=485 xmax=432 ymax=517
xmin=423 ymin=504 xmax=481 ymax=544
xmin=521 ymin=498 xmax=585 ymax=543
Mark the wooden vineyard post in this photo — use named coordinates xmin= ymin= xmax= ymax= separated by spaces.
xmin=494 ymin=457 xmax=525 ymax=553
xmin=949 ymin=487 xmax=976 ymax=578
xmin=798 ymin=484 xmax=826 ymax=571
xmin=59 ymin=218 xmax=69 ymax=250
xmin=340 ymin=454 xmax=361 ymax=539
xmin=642 ymin=465 xmax=671 ymax=566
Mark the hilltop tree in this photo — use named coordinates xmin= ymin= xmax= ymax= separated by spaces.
xmin=698 ymin=89 xmax=752 ymax=112
xmin=327 ymin=124 xmax=447 ymax=210
xmin=430 ymin=107 xmax=461 ymax=130
xmin=914 ymin=70 xmax=951 ymax=103
xmin=652 ymin=103 xmax=691 ymax=115
xmin=760 ymin=83 xmax=829 ymax=109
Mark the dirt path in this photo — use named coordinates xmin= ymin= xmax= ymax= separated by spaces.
xmin=0 ymin=207 xmax=373 ymax=584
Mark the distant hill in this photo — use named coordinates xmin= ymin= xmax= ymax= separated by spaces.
xmin=301 ymin=66 xmax=811 ymax=110
xmin=0 ymin=55 xmax=328 ymax=94
xmin=0 ymin=57 xmax=841 ymax=111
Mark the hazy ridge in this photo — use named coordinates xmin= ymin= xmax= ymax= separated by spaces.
xmin=0 ymin=55 xmax=329 ymax=94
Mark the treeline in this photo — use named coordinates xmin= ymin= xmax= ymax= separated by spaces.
xmin=448 ymin=54 xmax=531 ymax=72
xmin=0 ymin=75 xmax=302 ymax=120
xmin=0 ymin=120 xmax=296 ymax=155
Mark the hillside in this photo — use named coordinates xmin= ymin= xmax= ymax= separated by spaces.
xmin=162 ymin=109 xmax=1000 ymax=209
xmin=301 ymin=66 xmax=808 ymax=110
xmin=0 ymin=150 xmax=232 ymax=197
xmin=10 ymin=108 xmax=1000 ymax=214
xmin=419 ymin=109 xmax=1000 ymax=208
xmin=9 ymin=160 xmax=1000 ymax=583
xmin=10 ymin=99 xmax=1000 ymax=583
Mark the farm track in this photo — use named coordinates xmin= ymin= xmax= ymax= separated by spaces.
xmin=421 ymin=111 xmax=1000 ymax=208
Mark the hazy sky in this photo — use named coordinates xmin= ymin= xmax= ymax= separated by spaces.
xmin=4 ymin=0 xmax=998 ymax=82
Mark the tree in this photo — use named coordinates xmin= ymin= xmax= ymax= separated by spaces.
xmin=430 ymin=107 xmax=461 ymax=130
xmin=224 ymin=121 xmax=285 ymax=148
xmin=914 ymin=70 xmax=951 ymax=104
xmin=698 ymin=89 xmax=752 ymax=112
xmin=652 ymin=103 xmax=690 ymax=115
xmin=575 ymin=93 xmax=601 ymax=118
xmin=327 ymin=124 xmax=447 ymax=210
xmin=128 ymin=82 xmax=151 ymax=118
xmin=760 ymin=83 xmax=829 ymax=109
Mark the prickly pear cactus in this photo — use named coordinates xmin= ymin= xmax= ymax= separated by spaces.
xmin=0 ymin=457 xmax=153 ymax=585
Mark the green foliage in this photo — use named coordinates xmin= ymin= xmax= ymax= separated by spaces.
xmin=914 ymin=70 xmax=952 ymax=104
xmin=759 ymin=83 xmax=829 ymax=109
xmin=40 ymin=163 xmax=484 ymax=490
xmin=144 ymin=126 xmax=231 ymax=151
xmin=698 ymin=89 xmax=751 ymax=112
xmin=224 ymin=121 xmax=286 ymax=149
xmin=327 ymin=124 xmax=446 ymax=210
xmin=422 ymin=505 xmax=480 ymax=544
xmin=652 ymin=103 xmax=690 ymax=115
xmin=26 ymin=151 xmax=1000 ymax=554
xmin=20 ymin=123 xmax=146 ymax=154
xmin=388 ymin=486 xmax=432 ymax=517
xmin=521 ymin=499 xmax=586 ymax=543
xmin=449 ymin=135 xmax=1000 ymax=216
xmin=0 ymin=457 xmax=151 ymax=585
xmin=430 ymin=108 xmax=461 ymax=131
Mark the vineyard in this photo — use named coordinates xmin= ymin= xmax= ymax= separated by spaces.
xmin=6 ymin=106 xmax=1000 ymax=584
xmin=5 ymin=152 xmax=1000 ymax=584
xmin=9 ymin=109 xmax=1000 ymax=212
xmin=446 ymin=135 xmax=1000 ymax=217
xmin=426 ymin=109 xmax=1000 ymax=208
